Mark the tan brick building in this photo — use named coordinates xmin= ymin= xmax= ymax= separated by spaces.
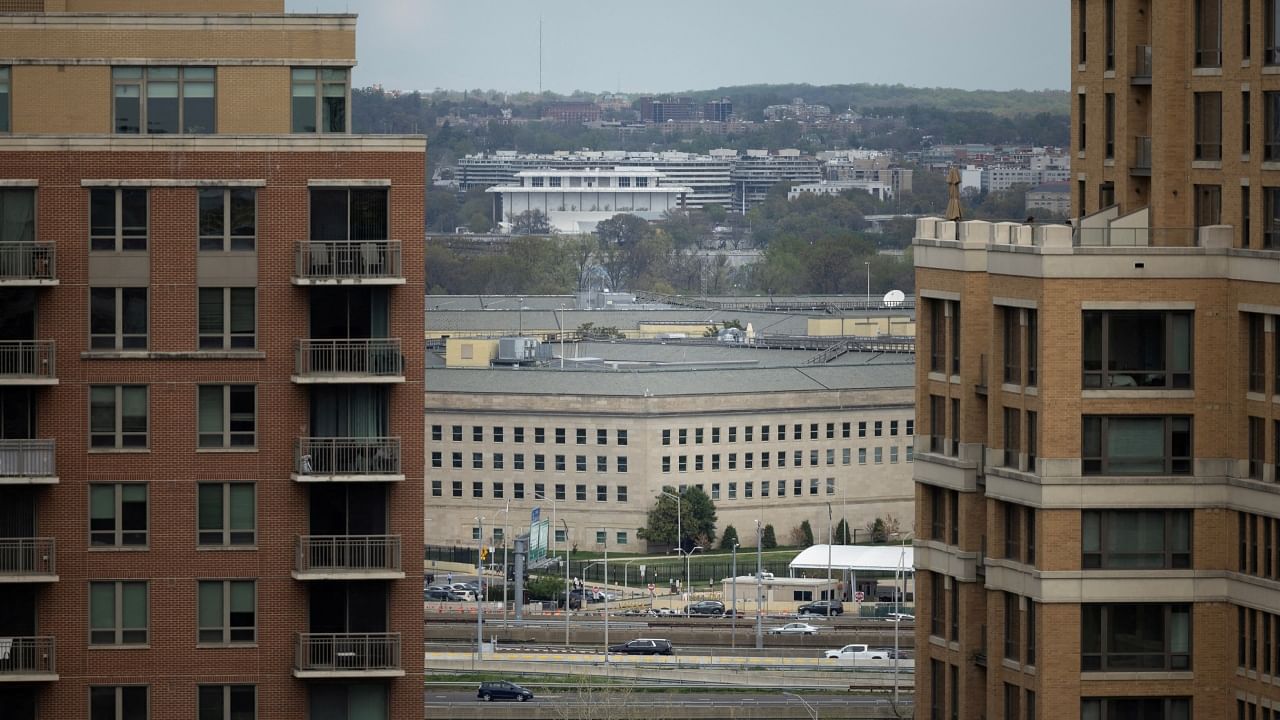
xmin=0 ymin=2 xmax=424 ymax=719
xmin=914 ymin=2 xmax=1280 ymax=718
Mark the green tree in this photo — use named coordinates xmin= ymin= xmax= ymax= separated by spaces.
xmin=798 ymin=520 xmax=815 ymax=547
xmin=866 ymin=517 xmax=889 ymax=544
xmin=509 ymin=209 xmax=552 ymax=235
xmin=760 ymin=524 xmax=778 ymax=549
xmin=524 ymin=575 xmax=567 ymax=602
xmin=720 ymin=525 xmax=740 ymax=550
xmin=637 ymin=485 xmax=717 ymax=553
xmin=834 ymin=518 xmax=852 ymax=545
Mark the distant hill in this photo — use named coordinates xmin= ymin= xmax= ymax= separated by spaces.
xmin=676 ymin=83 xmax=1069 ymax=121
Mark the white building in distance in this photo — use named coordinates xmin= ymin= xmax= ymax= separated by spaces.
xmin=788 ymin=179 xmax=895 ymax=202
xmin=487 ymin=168 xmax=693 ymax=233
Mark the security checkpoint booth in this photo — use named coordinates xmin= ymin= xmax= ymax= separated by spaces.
xmin=787 ymin=544 xmax=915 ymax=611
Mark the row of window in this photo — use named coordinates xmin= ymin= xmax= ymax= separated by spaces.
xmin=91 ymin=684 xmax=255 ymax=720
xmin=0 ymin=67 xmax=8 ymax=134
xmin=432 ymin=452 xmax=628 ymax=473
xmin=1238 ymin=604 xmax=1280 ymax=676
xmin=710 ymin=477 xmax=840 ymax=500
xmin=433 ymin=480 xmax=627 ymax=503
xmin=86 ymin=481 xmax=255 ymax=548
xmin=87 ymin=287 xmax=255 ymax=351
xmin=89 ymin=384 xmax=256 ymax=450
xmin=662 ymin=420 xmax=912 ymax=444
xmin=432 ymin=425 xmax=627 ymax=445
xmin=1245 ymin=313 xmax=1280 ymax=395
xmin=428 ymin=420 xmax=915 ymax=446
xmin=472 ymin=526 xmax=630 ymax=547
xmin=1082 ymin=0 xmax=1280 ymax=71
xmin=89 ymin=579 xmax=254 ymax=646
xmin=1239 ymin=511 xmax=1280 ymax=578
xmin=663 ymin=445 xmax=912 ymax=472
xmin=526 ymin=175 xmax=651 ymax=188
xmin=1239 ymin=699 xmax=1278 ymax=720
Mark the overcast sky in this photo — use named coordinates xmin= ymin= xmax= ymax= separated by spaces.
xmin=287 ymin=0 xmax=1068 ymax=94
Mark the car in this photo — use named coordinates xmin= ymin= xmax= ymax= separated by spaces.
xmin=449 ymin=590 xmax=477 ymax=602
xmin=824 ymin=643 xmax=886 ymax=660
xmin=647 ymin=607 xmax=676 ymax=617
xmin=424 ymin=589 xmax=453 ymax=601
xmin=767 ymin=622 xmax=821 ymax=635
xmin=798 ymin=600 xmax=844 ymax=616
xmin=881 ymin=647 xmax=911 ymax=659
xmin=608 ymin=638 xmax=674 ymax=655
xmin=686 ymin=600 xmax=725 ymax=616
xmin=883 ymin=613 xmax=915 ymax=623
xmin=477 ymin=680 xmax=534 ymax=702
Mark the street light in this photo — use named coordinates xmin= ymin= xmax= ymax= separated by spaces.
xmin=781 ymin=692 xmax=819 ymax=720
xmin=864 ymin=261 xmax=871 ymax=306
xmin=517 ymin=296 xmax=525 ymax=335
xmin=755 ymin=519 xmax=764 ymax=650
xmin=731 ymin=542 xmax=740 ymax=648
xmin=474 ymin=515 xmax=485 ymax=655
xmin=561 ymin=519 xmax=570 ymax=647
xmin=825 ymin=503 xmax=833 ymax=602
xmin=671 ymin=544 xmax=703 ymax=616
xmin=658 ymin=488 xmax=686 ymax=613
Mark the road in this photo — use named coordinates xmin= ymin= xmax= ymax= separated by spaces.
xmin=425 ymin=690 xmax=914 ymax=719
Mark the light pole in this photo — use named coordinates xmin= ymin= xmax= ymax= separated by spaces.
xmin=755 ymin=519 xmax=764 ymax=650
xmin=474 ymin=515 xmax=485 ymax=655
xmin=675 ymin=545 xmax=703 ymax=616
xmin=658 ymin=488 xmax=683 ymax=608
xmin=496 ymin=503 xmax=510 ymax=624
xmin=781 ymin=692 xmax=819 ymax=720
xmin=864 ymin=261 xmax=871 ymax=306
xmin=825 ymin=503 xmax=833 ymax=602
xmin=731 ymin=542 xmax=739 ymax=648
xmin=894 ymin=540 xmax=907 ymax=705
xmin=561 ymin=519 xmax=570 ymax=647
xmin=517 ymin=296 xmax=525 ymax=335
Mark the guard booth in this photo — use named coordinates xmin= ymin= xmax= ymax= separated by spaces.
xmin=787 ymin=544 xmax=914 ymax=607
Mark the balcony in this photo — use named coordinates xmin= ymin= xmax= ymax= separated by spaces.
xmin=0 ymin=440 xmax=56 ymax=484
xmin=293 ymin=633 xmax=403 ymax=678
xmin=292 ymin=339 xmax=404 ymax=384
xmin=0 ymin=244 xmax=56 ymax=286
xmin=293 ymin=241 xmax=404 ymax=285
xmin=0 ymin=538 xmax=56 ymax=582
xmin=293 ymin=437 xmax=403 ymax=482
xmin=1130 ymin=136 xmax=1152 ymax=177
xmin=293 ymin=535 xmax=404 ymax=580
xmin=0 ymin=637 xmax=57 ymax=682
xmin=1131 ymin=45 xmax=1152 ymax=84
xmin=0 ymin=342 xmax=55 ymax=385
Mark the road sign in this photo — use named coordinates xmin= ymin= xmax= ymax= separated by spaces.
xmin=529 ymin=519 xmax=549 ymax=565
xmin=854 ymin=591 xmax=865 ymax=602
xmin=531 ymin=507 xmax=541 ymax=524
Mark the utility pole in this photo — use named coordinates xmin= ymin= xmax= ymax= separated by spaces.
xmin=755 ymin=519 xmax=763 ymax=650
xmin=475 ymin=515 xmax=485 ymax=655
xmin=561 ymin=519 xmax=570 ymax=647
xmin=731 ymin=542 xmax=739 ymax=648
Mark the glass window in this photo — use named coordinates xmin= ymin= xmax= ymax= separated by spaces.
xmin=1003 ymin=408 xmax=1021 ymax=468
xmin=534 ymin=427 xmax=544 ymax=443
xmin=1104 ymin=92 xmax=1115 ymax=158
xmin=292 ymin=67 xmax=348 ymax=133
xmin=309 ymin=187 xmax=387 ymax=242
xmin=1082 ymin=415 xmax=1192 ymax=475
xmin=576 ymin=455 xmax=586 ymax=472
xmin=555 ymin=428 xmax=566 ymax=444
xmin=1003 ymin=306 xmax=1022 ymax=383
xmin=90 ymin=188 xmax=148 ymax=251
xmin=1082 ymin=311 xmax=1193 ymax=389
xmin=555 ymin=455 xmax=565 ymax=471
xmin=596 ymin=455 xmax=606 ymax=472
xmin=90 ymin=287 xmax=148 ymax=350
xmin=1196 ymin=0 xmax=1223 ymax=67
xmin=617 ymin=429 xmax=627 ymax=445
xmin=1248 ymin=313 xmax=1266 ymax=393
xmin=113 ymin=66 xmax=215 ymax=134
xmin=198 ymin=685 xmax=255 ymax=720
xmin=1269 ymin=0 xmax=1280 ymax=64
xmin=0 ymin=67 xmax=9 ymax=133
xmin=90 ymin=581 xmax=148 ymax=645
xmin=1083 ymin=510 xmax=1192 ymax=569
xmin=90 ymin=483 xmax=148 ymax=547
xmin=198 ymin=287 xmax=255 ymax=349
xmin=596 ymin=484 xmax=607 ymax=501
xmin=575 ymin=484 xmax=586 ymax=501
xmin=617 ymin=456 xmax=628 ymax=473
xmin=728 ymin=482 xmax=737 ymax=499
xmin=90 ymin=686 xmax=148 ymax=720
xmin=1080 ymin=698 xmax=1190 ymax=720
xmin=617 ymin=485 xmax=627 ymax=502
xmin=1195 ymin=92 xmax=1223 ymax=160
xmin=198 ymin=385 xmax=256 ymax=448
xmin=1082 ymin=604 xmax=1191 ymax=671
xmin=198 ymin=188 xmax=256 ymax=252
xmin=90 ymin=385 xmax=148 ymax=449
xmin=198 ymin=580 xmax=256 ymax=644
xmin=597 ymin=428 xmax=607 ymax=445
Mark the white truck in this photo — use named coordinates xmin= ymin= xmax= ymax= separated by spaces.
xmin=824 ymin=644 xmax=886 ymax=660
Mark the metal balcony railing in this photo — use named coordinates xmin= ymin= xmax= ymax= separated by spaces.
xmin=294 ymin=241 xmax=403 ymax=281
xmin=0 ymin=341 xmax=54 ymax=381
xmin=1133 ymin=45 xmax=1152 ymax=81
xmin=0 ymin=439 xmax=55 ymax=478
xmin=295 ymin=437 xmax=401 ymax=476
xmin=295 ymin=633 xmax=401 ymax=673
xmin=0 ymin=243 xmax=55 ymax=283
xmin=294 ymin=339 xmax=403 ymax=379
xmin=0 ymin=537 xmax=55 ymax=576
xmin=296 ymin=535 xmax=402 ymax=574
xmin=0 ymin=637 xmax=56 ymax=677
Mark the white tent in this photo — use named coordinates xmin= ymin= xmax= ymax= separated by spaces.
xmin=788 ymin=544 xmax=913 ymax=573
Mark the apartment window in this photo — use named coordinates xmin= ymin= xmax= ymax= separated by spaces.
xmin=1003 ymin=683 xmax=1020 ymax=720
xmin=596 ymin=484 xmax=607 ymax=502
xmin=1245 ymin=91 xmax=1253 ymax=155
xmin=90 ymin=581 xmax=148 ymax=645
xmin=576 ymin=455 xmax=587 ymax=472
xmin=575 ymin=484 xmax=586 ymax=501
xmin=515 ymin=427 xmax=525 ymax=442
xmin=1083 ymin=510 xmax=1192 ymax=569
xmin=112 ymin=66 xmax=215 ymax=134
xmin=1104 ymin=0 xmax=1115 ymax=68
xmin=1004 ymin=503 xmax=1023 ymax=560
xmin=693 ymin=427 xmax=704 ymax=444
xmin=1003 ymin=408 xmax=1021 ymax=468
xmin=577 ymin=428 xmax=587 ymax=445
xmin=728 ymin=482 xmax=737 ymax=499
xmin=1026 ymin=310 xmax=1038 ymax=386
xmin=617 ymin=456 xmax=628 ymax=473
xmin=950 ymin=580 xmax=960 ymax=641
xmin=1244 ymin=185 xmax=1253 ymax=247
xmin=711 ymin=454 xmax=720 ymax=470
xmin=1026 ymin=411 xmax=1037 ymax=471
xmin=1269 ymin=0 xmax=1280 ymax=63
xmin=90 ymin=686 xmax=148 ymax=720
xmin=928 ymin=298 xmax=945 ymax=371
xmin=1249 ymin=314 xmax=1266 ymax=393
xmin=950 ymin=400 xmax=959 ymax=456
xmin=91 ymin=188 xmax=148 ymax=252
xmin=0 ymin=67 xmax=8 ymax=133
xmin=928 ymin=485 xmax=945 ymax=540
xmin=1196 ymin=0 xmax=1223 ymax=67
xmin=1104 ymin=92 xmax=1115 ymax=158
xmin=197 ymin=685 xmax=255 ymax=720
xmin=197 ymin=483 xmax=254 ymax=546
xmin=858 ymin=448 xmax=866 ymax=465
xmin=430 ymin=424 xmax=442 ymax=441
xmin=1083 ymin=415 xmax=1192 ymax=475
xmin=555 ymin=455 xmax=566 ymax=471
xmin=90 ymin=483 xmax=147 ymax=547
xmin=555 ymin=428 xmax=566 ymax=444
xmin=1196 ymin=93 xmax=1223 ymax=161
xmin=1079 ymin=94 xmax=1087 ymax=152
xmin=198 ymin=579 xmax=255 ymax=645
xmin=91 ymin=287 xmax=148 ymax=349
xmin=90 ymin=385 xmax=148 ymax=449
xmin=292 ymin=67 xmax=348 ymax=133
xmin=1196 ymin=183 xmax=1223 ymax=227
xmin=1026 ymin=601 xmax=1037 ymax=665
xmin=930 ymin=574 xmax=945 ymax=636
xmin=1250 ymin=416 xmax=1265 ymax=479
xmin=1003 ymin=306 xmax=1022 ymax=384
xmin=1082 ymin=604 xmax=1191 ymax=670
xmin=1266 ymin=187 xmax=1280 ymax=248
xmin=1082 ymin=699 xmax=1191 ymax=719
xmin=198 ymin=188 xmax=255 ymax=252
xmin=535 ymin=428 xmax=545 ymax=443
xmin=662 ymin=429 xmax=671 ymax=445
xmin=617 ymin=485 xmax=628 ymax=502
xmin=198 ymin=385 xmax=256 ymax=448
xmin=678 ymin=428 xmax=687 ymax=445
xmin=451 ymin=481 xmax=461 ymax=497
xmin=1247 ymin=0 xmax=1255 ymax=60
xmin=1082 ymin=311 xmax=1193 ymax=388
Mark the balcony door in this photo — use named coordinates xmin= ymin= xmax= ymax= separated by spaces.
xmin=309 ymin=484 xmax=387 ymax=536
xmin=308 ymin=581 xmax=387 ymax=634
xmin=0 ymin=585 xmax=36 ymax=636
xmin=309 ymin=386 xmax=387 ymax=439
xmin=0 ymin=389 xmax=34 ymax=440
xmin=309 ymin=287 xmax=387 ymax=340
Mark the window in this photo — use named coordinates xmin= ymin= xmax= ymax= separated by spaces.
xmin=794 ymin=478 xmax=803 ymax=495
xmin=90 ymin=686 xmax=148 ymax=720
xmin=1027 ymin=411 xmax=1037 ymax=472
xmin=112 ymin=66 xmax=215 ymax=134
xmin=874 ymin=447 xmax=883 ymax=464
xmin=678 ymin=455 xmax=687 ymax=472
xmin=1082 ymin=311 xmax=1193 ymax=388
xmin=929 ymin=298 xmax=946 ymax=372
xmin=292 ymin=67 xmax=348 ymax=133
xmin=452 ymin=425 xmax=463 ymax=441
xmin=1004 ymin=593 xmax=1022 ymax=661
xmin=930 ymin=574 xmax=945 ymax=636
xmin=777 ymin=424 xmax=785 ymax=440
xmin=198 ymin=580 xmax=255 ymax=644
xmin=595 ymin=455 xmax=606 ymax=472
xmin=473 ymin=426 xmax=483 ymax=441
xmin=471 ymin=482 xmax=481 ymax=499
xmin=712 ymin=427 xmax=721 ymax=443
xmin=826 ymin=477 xmax=835 ymax=495
xmin=662 ymin=429 xmax=671 ymax=445
xmin=745 ymin=426 xmax=754 ymax=442
xmin=1267 ymin=187 xmax=1280 ymax=248
xmin=1003 ymin=408 xmax=1021 ymax=468
xmin=617 ymin=485 xmax=627 ymax=502
xmin=1245 ymin=90 xmax=1253 ymax=155
xmin=0 ymin=67 xmax=8 ymax=133
xmin=617 ymin=456 xmax=628 ymax=473
xmin=452 ymin=452 xmax=462 ymax=469
xmin=198 ymin=188 xmax=256 ymax=252
xmin=1196 ymin=92 xmax=1223 ymax=161
xmin=90 ymin=581 xmax=148 ymax=644
xmin=729 ymin=426 xmax=738 ymax=442
xmin=728 ymin=482 xmax=737 ymax=499
xmin=728 ymin=453 xmax=737 ymax=470
xmin=198 ymin=685 xmax=255 ymax=720
xmin=575 ymin=484 xmax=586 ymax=501
xmin=596 ymin=485 xmax=607 ymax=502
xmin=494 ymin=454 xmax=505 ymax=470
xmin=1245 ymin=185 xmax=1253 ymax=247
xmin=535 ymin=428 xmax=545 ymax=443
xmin=596 ymin=428 xmax=607 ymax=445
xmin=90 ymin=385 xmax=148 ymax=448
xmin=826 ymin=449 xmax=834 ymax=465
xmin=555 ymin=428 xmax=566 ymax=444
xmin=576 ymin=455 xmax=586 ymax=472
xmin=1249 ymin=314 xmax=1266 ymax=393
xmin=1082 ymin=604 xmax=1191 ymax=670
xmin=555 ymin=455 xmax=565 ymax=471
xmin=493 ymin=481 xmax=503 ymax=498
xmin=91 ymin=287 xmax=148 ymax=349
xmin=809 ymin=477 xmax=819 ymax=495
xmin=431 ymin=479 xmax=441 ymax=496
xmin=1249 ymin=416 xmax=1265 ymax=479
xmin=577 ymin=428 xmax=588 ymax=445
xmin=493 ymin=426 xmax=504 ymax=443
xmin=1079 ymin=94 xmax=1087 ymax=152
xmin=858 ymin=448 xmax=867 ymax=465
xmin=1078 ymin=0 xmax=1088 ymax=64
xmin=198 ymin=385 xmax=255 ymax=449
xmin=1104 ymin=92 xmax=1115 ymax=158
xmin=841 ymin=422 xmax=849 ymax=439
xmin=712 ymin=483 xmax=720 ymax=500
xmin=1269 ymin=0 xmax=1280 ymax=63
xmin=762 ymin=481 xmax=770 ymax=498
xmin=90 ymin=188 xmax=148 ymax=252
xmin=1026 ymin=310 xmax=1038 ymax=386
xmin=1082 ymin=416 xmax=1192 ymax=475
xmin=1005 ymin=503 xmax=1023 ymax=560
xmin=1196 ymin=183 xmax=1222 ymax=227
xmin=515 ymin=427 xmax=525 ymax=442
xmin=678 ymin=428 xmax=687 ymax=445
xmin=1026 ymin=601 xmax=1036 ymax=666
xmin=1003 ymin=683 xmax=1020 ymax=720
xmin=1003 ymin=306 xmax=1022 ymax=383
xmin=662 ymin=456 xmax=671 ymax=473
xmin=0 ymin=188 xmax=33 ymax=246
xmin=555 ymin=528 xmax=566 ymax=543
xmin=745 ymin=481 xmax=753 ymax=498
xmin=451 ymin=481 xmax=461 ymax=497
xmin=616 ymin=531 xmax=627 ymax=545
xmin=1247 ymin=0 xmax=1255 ymax=61
xmin=711 ymin=454 xmax=720 ymax=470
xmin=951 ymin=580 xmax=960 ymax=640
xmin=1081 ymin=698 xmax=1191 ymax=719
xmin=1196 ymin=0 xmax=1223 ymax=67
xmin=90 ymin=483 xmax=147 ymax=547
xmin=513 ymin=482 xmax=524 ymax=499
xmin=197 ymin=483 xmax=255 ymax=546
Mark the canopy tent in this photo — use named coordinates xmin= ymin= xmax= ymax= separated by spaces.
xmin=788 ymin=544 xmax=913 ymax=574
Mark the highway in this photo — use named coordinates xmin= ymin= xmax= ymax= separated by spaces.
xmin=425 ymin=690 xmax=914 ymax=719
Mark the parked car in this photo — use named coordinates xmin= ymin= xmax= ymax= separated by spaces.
xmin=883 ymin=613 xmax=915 ymax=623
xmin=798 ymin=600 xmax=844 ymax=616
xmin=476 ymin=680 xmax=533 ymax=702
xmin=647 ymin=607 xmax=676 ymax=617
xmin=450 ymin=590 xmax=477 ymax=602
xmin=424 ymin=589 xmax=453 ymax=601
xmin=767 ymin=622 xmax=821 ymax=635
xmin=824 ymin=643 xmax=886 ymax=660
xmin=686 ymin=600 xmax=725 ymax=616
xmin=608 ymin=638 xmax=674 ymax=655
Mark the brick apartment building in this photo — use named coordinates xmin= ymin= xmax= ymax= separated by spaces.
xmin=913 ymin=1 xmax=1280 ymax=718
xmin=0 ymin=1 xmax=424 ymax=718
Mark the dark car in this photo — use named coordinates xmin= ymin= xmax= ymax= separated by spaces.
xmin=477 ymin=680 xmax=533 ymax=702
xmin=424 ymin=589 xmax=452 ymax=601
xmin=798 ymin=600 xmax=845 ymax=616
xmin=686 ymin=600 xmax=725 ymax=616
xmin=608 ymin=638 xmax=674 ymax=655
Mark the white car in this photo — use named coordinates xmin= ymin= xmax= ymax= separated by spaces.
xmin=884 ymin=613 xmax=915 ymax=623
xmin=824 ymin=644 xmax=886 ymax=660
xmin=767 ymin=622 xmax=821 ymax=635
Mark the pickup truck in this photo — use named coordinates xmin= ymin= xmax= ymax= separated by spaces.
xmin=824 ymin=644 xmax=887 ymax=660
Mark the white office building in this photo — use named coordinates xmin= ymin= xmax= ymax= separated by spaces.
xmin=487 ymin=168 xmax=693 ymax=233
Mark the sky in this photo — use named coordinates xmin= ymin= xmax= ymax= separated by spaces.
xmin=286 ymin=0 xmax=1069 ymax=95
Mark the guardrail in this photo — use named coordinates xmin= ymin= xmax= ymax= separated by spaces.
xmin=0 ymin=243 xmax=55 ymax=282
xmin=296 ymin=534 xmax=401 ymax=573
xmin=0 ymin=636 xmax=55 ymax=676
xmin=0 ymin=537 xmax=54 ymax=576
xmin=0 ymin=439 xmax=55 ymax=478
xmin=294 ymin=240 xmax=403 ymax=281
xmin=296 ymin=632 xmax=401 ymax=672
xmin=295 ymin=437 xmax=401 ymax=476
xmin=0 ymin=340 xmax=55 ymax=380
xmin=295 ymin=339 xmax=403 ymax=378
